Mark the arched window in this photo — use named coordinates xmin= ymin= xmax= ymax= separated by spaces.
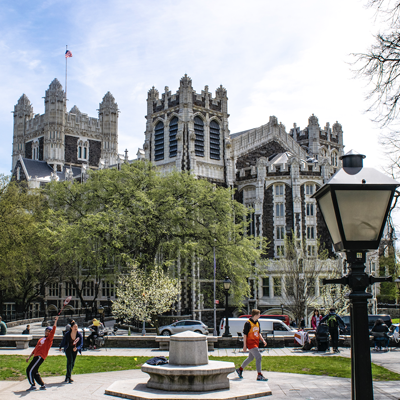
xmin=78 ymin=140 xmax=89 ymax=161
xmin=210 ymin=120 xmax=220 ymax=160
xmin=154 ymin=121 xmax=164 ymax=161
xmin=169 ymin=117 xmax=178 ymax=158
xmin=194 ymin=116 xmax=204 ymax=157
xmin=331 ymin=151 xmax=338 ymax=167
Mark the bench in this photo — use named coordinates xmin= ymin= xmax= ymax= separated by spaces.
xmin=0 ymin=335 xmax=33 ymax=349
xmin=155 ymin=336 xmax=218 ymax=351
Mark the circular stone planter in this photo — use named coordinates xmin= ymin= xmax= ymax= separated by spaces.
xmin=141 ymin=331 xmax=235 ymax=392
xmin=142 ymin=360 xmax=236 ymax=391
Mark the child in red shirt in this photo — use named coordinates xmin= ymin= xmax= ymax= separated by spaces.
xmin=26 ymin=316 xmax=58 ymax=390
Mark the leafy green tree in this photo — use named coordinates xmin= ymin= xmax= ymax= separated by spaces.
xmin=46 ymin=161 xmax=267 ymax=308
xmin=378 ymin=254 xmax=399 ymax=302
xmin=0 ymin=175 xmax=55 ymax=313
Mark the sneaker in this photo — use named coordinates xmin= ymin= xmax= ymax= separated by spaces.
xmin=40 ymin=385 xmax=46 ymax=390
xmin=236 ymin=368 xmax=243 ymax=379
xmin=68 ymin=378 xmax=74 ymax=383
xmin=384 ymin=347 xmax=389 ymax=351
xmin=374 ymin=346 xmax=379 ymax=351
xmin=334 ymin=349 xmax=340 ymax=353
xmin=27 ymin=385 xmax=36 ymax=391
xmin=257 ymin=374 xmax=268 ymax=381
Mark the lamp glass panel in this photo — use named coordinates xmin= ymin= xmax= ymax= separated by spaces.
xmin=318 ymin=191 xmax=341 ymax=244
xmin=223 ymin=281 xmax=231 ymax=290
xmin=336 ymin=190 xmax=391 ymax=241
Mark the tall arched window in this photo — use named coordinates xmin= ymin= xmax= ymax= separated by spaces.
xmin=194 ymin=116 xmax=204 ymax=157
xmin=210 ymin=120 xmax=220 ymax=160
xmin=331 ymin=151 xmax=338 ymax=167
xmin=154 ymin=121 xmax=164 ymax=161
xmin=169 ymin=117 xmax=178 ymax=158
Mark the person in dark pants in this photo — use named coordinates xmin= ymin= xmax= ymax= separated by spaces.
xmin=26 ymin=316 xmax=58 ymax=390
xmin=59 ymin=320 xmax=83 ymax=383
xmin=371 ymin=318 xmax=390 ymax=351
xmin=320 ymin=308 xmax=346 ymax=353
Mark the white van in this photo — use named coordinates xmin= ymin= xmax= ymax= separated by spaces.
xmin=219 ymin=317 xmax=297 ymax=337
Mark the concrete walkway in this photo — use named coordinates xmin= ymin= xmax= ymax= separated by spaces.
xmin=0 ymin=368 xmax=399 ymax=400
xmin=2 ymin=326 xmax=400 ymax=399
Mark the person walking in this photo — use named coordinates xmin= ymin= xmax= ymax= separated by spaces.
xmin=26 ymin=316 xmax=59 ymax=391
xmin=320 ymin=308 xmax=346 ymax=353
xmin=0 ymin=316 xmax=7 ymax=335
xmin=236 ymin=309 xmax=268 ymax=381
xmin=59 ymin=320 xmax=83 ymax=383
xmin=311 ymin=309 xmax=322 ymax=330
xmin=22 ymin=325 xmax=30 ymax=334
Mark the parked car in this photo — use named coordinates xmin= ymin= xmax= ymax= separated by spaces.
xmin=339 ymin=314 xmax=392 ymax=335
xmin=220 ymin=317 xmax=297 ymax=336
xmin=239 ymin=314 xmax=290 ymax=326
xmin=158 ymin=320 xmax=208 ymax=336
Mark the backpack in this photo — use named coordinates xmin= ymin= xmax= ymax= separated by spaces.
xmin=327 ymin=314 xmax=338 ymax=329
xmin=145 ymin=356 xmax=169 ymax=366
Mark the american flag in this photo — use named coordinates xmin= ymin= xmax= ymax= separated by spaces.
xmin=65 ymin=50 xmax=73 ymax=58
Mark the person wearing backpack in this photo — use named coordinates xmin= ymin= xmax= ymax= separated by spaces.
xmin=320 ymin=308 xmax=346 ymax=353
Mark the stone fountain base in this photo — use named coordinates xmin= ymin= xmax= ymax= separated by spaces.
xmin=105 ymin=373 xmax=272 ymax=400
xmin=142 ymin=360 xmax=235 ymax=391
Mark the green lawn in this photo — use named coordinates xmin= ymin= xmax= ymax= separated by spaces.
xmin=392 ymin=318 xmax=399 ymax=324
xmin=1 ymin=355 xmax=399 ymax=382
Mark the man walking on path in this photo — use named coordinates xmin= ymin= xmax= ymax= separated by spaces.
xmin=320 ymin=308 xmax=346 ymax=353
xmin=236 ymin=309 xmax=268 ymax=381
xmin=26 ymin=316 xmax=59 ymax=391
xmin=0 ymin=316 xmax=7 ymax=335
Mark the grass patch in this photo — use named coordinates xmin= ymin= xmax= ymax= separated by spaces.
xmin=209 ymin=356 xmax=400 ymax=381
xmin=392 ymin=318 xmax=399 ymax=324
xmin=0 ymin=355 xmax=399 ymax=382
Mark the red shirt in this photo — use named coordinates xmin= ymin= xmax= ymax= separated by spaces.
xmin=33 ymin=326 xmax=56 ymax=360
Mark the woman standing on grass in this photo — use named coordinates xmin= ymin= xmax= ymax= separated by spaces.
xmin=59 ymin=320 xmax=83 ymax=383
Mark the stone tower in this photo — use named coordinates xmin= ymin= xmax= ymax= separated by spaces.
xmin=12 ymin=94 xmax=34 ymax=171
xmin=144 ymin=74 xmax=232 ymax=185
xmin=99 ymin=92 xmax=119 ymax=166
xmin=44 ymin=78 xmax=66 ymax=171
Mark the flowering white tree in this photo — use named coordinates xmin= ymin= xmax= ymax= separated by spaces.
xmin=112 ymin=265 xmax=181 ymax=330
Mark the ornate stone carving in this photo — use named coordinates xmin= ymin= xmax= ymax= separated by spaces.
xmin=308 ymin=114 xmax=319 ymax=126
xmin=332 ymin=121 xmax=343 ymax=135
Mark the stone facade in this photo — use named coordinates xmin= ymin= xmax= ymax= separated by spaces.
xmin=11 ymin=79 xmax=120 ymax=187
xmin=143 ymin=76 xmax=348 ymax=319
xmin=144 ymin=75 xmax=232 ymax=185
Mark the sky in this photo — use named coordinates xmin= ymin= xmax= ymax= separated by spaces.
xmin=0 ymin=2 xmax=394 ymax=199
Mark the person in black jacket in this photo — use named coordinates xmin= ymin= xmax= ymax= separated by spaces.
xmin=371 ymin=319 xmax=389 ymax=351
xmin=59 ymin=320 xmax=83 ymax=383
xmin=320 ymin=308 xmax=346 ymax=353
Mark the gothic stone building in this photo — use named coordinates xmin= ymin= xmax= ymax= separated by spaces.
xmin=11 ymin=78 xmax=119 ymax=188
xmin=144 ymin=74 xmax=351 ymax=317
xmin=7 ymin=74 xmax=380 ymax=322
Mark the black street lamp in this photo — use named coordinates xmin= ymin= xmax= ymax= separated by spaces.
xmin=222 ymin=277 xmax=232 ymax=337
xmin=312 ymin=150 xmax=399 ymax=400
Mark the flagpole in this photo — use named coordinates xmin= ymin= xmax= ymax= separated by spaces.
xmin=65 ymin=45 xmax=68 ymax=104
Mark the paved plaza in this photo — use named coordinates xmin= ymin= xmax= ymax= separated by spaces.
xmin=1 ymin=345 xmax=400 ymax=399
xmin=2 ymin=322 xmax=400 ymax=399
